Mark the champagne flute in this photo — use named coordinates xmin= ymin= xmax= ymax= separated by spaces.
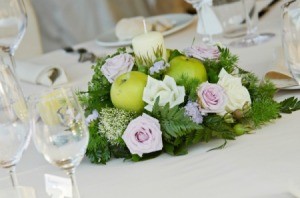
xmin=0 ymin=62 xmax=31 ymax=187
xmin=0 ymin=0 xmax=27 ymax=72
xmin=229 ymin=0 xmax=275 ymax=47
xmin=30 ymin=87 xmax=89 ymax=198
xmin=185 ymin=0 xmax=223 ymax=44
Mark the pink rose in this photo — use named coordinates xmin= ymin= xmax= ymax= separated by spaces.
xmin=197 ymin=82 xmax=227 ymax=114
xmin=184 ymin=45 xmax=220 ymax=60
xmin=122 ymin=113 xmax=163 ymax=157
xmin=101 ymin=53 xmax=134 ymax=83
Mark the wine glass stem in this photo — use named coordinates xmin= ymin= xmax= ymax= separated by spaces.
xmin=66 ymin=168 xmax=80 ymax=198
xmin=242 ymin=0 xmax=256 ymax=38
xmin=9 ymin=166 xmax=19 ymax=187
xmin=9 ymin=53 xmax=17 ymax=74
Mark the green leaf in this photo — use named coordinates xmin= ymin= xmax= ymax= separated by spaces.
xmin=151 ymin=102 xmax=202 ymax=140
xmin=207 ymin=140 xmax=227 ymax=152
xmin=150 ymin=99 xmax=202 ymax=156
xmin=280 ymin=97 xmax=300 ymax=113
xmin=168 ymin=49 xmax=184 ymax=61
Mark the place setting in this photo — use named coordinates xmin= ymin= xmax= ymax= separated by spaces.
xmin=96 ymin=13 xmax=195 ymax=47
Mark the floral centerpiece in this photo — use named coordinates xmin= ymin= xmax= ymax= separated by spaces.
xmin=78 ymin=33 xmax=300 ymax=164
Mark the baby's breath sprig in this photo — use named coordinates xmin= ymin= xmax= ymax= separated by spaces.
xmin=99 ymin=108 xmax=136 ymax=146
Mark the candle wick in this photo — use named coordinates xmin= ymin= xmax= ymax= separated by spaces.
xmin=143 ymin=19 xmax=148 ymax=34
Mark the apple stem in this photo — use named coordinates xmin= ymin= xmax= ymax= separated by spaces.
xmin=121 ymin=79 xmax=127 ymax=85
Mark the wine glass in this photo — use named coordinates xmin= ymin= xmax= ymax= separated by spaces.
xmin=29 ymin=87 xmax=89 ymax=198
xmin=0 ymin=0 xmax=27 ymax=72
xmin=229 ymin=0 xmax=275 ymax=48
xmin=185 ymin=0 xmax=223 ymax=44
xmin=0 ymin=62 xmax=31 ymax=187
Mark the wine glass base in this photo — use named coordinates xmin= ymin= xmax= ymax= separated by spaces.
xmin=229 ymin=33 xmax=275 ymax=48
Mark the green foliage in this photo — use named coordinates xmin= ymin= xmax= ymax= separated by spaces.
xmin=280 ymin=97 xmax=300 ymax=113
xmin=247 ymin=98 xmax=281 ymax=127
xmin=202 ymin=115 xmax=236 ymax=140
xmin=250 ymin=81 xmax=277 ymax=101
xmin=203 ymin=47 xmax=238 ymax=83
xmin=150 ymin=100 xmax=203 ymax=156
xmin=241 ymin=71 xmax=259 ymax=90
xmin=168 ymin=49 xmax=184 ymax=61
xmin=85 ymin=120 xmax=111 ymax=164
xmin=176 ymin=75 xmax=201 ymax=101
xmin=240 ymin=71 xmax=281 ymax=128
xmin=78 ymin=56 xmax=113 ymax=114
xmin=151 ymin=101 xmax=202 ymax=140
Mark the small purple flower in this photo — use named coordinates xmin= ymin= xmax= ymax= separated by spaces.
xmin=122 ymin=113 xmax=163 ymax=157
xmin=149 ymin=60 xmax=170 ymax=75
xmin=101 ymin=53 xmax=134 ymax=83
xmin=197 ymin=82 xmax=227 ymax=114
xmin=85 ymin=110 xmax=99 ymax=125
xmin=184 ymin=101 xmax=203 ymax=124
xmin=184 ymin=45 xmax=220 ymax=60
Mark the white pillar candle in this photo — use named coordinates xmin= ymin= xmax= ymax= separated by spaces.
xmin=132 ymin=31 xmax=167 ymax=63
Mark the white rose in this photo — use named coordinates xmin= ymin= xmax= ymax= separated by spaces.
xmin=217 ymin=68 xmax=251 ymax=113
xmin=143 ymin=75 xmax=185 ymax=112
xmin=101 ymin=53 xmax=134 ymax=83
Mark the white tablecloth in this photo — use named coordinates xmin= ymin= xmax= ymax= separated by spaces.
xmin=1 ymin=1 xmax=300 ymax=198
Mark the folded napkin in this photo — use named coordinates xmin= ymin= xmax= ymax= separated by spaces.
xmin=15 ymin=62 xmax=68 ymax=86
xmin=264 ymin=50 xmax=298 ymax=89
xmin=197 ymin=0 xmax=223 ymax=35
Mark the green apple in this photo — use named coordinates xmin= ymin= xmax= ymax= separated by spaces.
xmin=166 ymin=56 xmax=207 ymax=83
xmin=110 ymin=71 xmax=148 ymax=113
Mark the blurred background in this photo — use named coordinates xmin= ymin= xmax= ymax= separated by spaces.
xmin=19 ymin=0 xmax=191 ymax=58
xmin=18 ymin=0 xmax=274 ymax=59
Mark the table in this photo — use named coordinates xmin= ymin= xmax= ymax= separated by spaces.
xmin=1 ymin=1 xmax=300 ymax=197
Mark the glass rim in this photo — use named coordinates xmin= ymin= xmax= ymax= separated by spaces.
xmin=27 ymin=86 xmax=78 ymax=103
